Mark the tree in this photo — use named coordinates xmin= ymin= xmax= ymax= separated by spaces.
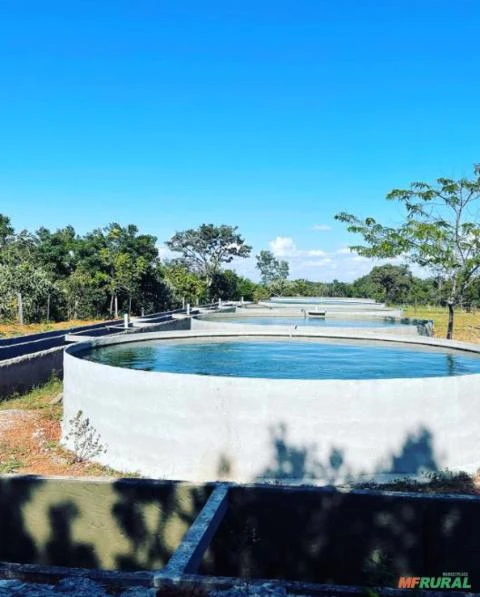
xmin=82 ymin=223 xmax=159 ymax=317
xmin=209 ymin=269 xmax=258 ymax=301
xmin=162 ymin=262 xmax=207 ymax=305
xmin=165 ymin=224 xmax=251 ymax=298
xmin=369 ymin=264 xmax=413 ymax=304
xmin=34 ymin=226 xmax=78 ymax=279
xmin=255 ymin=250 xmax=289 ymax=285
xmin=0 ymin=214 xmax=14 ymax=248
xmin=336 ymin=166 xmax=480 ymax=338
xmin=0 ymin=262 xmax=54 ymax=322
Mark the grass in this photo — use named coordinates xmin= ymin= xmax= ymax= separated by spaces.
xmin=0 ymin=453 xmax=25 ymax=474
xmin=0 ymin=318 xmax=103 ymax=339
xmin=0 ymin=376 xmax=63 ymax=411
xmin=403 ymin=305 xmax=480 ymax=343
xmin=357 ymin=470 xmax=479 ymax=495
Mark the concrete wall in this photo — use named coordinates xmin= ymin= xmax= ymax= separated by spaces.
xmin=3 ymin=476 xmax=480 ymax=593
xmin=62 ymin=331 xmax=480 ymax=483
xmin=0 ymin=318 xmax=192 ymax=399
xmin=0 ymin=476 xmax=210 ymax=570
xmin=257 ymin=302 xmax=402 ymax=315
xmin=191 ymin=316 xmax=422 ymax=336
xmin=242 ymin=306 xmax=405 ymax=317
xmin=203 ymin=485 xmax=480 ymax=590
xmin=0 ymin=347 xmax=64 ymax=398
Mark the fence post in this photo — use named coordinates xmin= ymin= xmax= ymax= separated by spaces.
xmin=17 ymin=292 xmax=24 ymax=325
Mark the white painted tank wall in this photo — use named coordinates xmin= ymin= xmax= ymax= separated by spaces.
xmin=191 ymin=316 xmax=421 ymax=336
xmin=62 ymin=332 xmax=480 ymax=483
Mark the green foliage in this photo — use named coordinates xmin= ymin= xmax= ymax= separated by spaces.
xmin=0 ymin=214 xmax=14 ymax=247
xmin=165 ymin=224 xmax=252 ymax=296
xmin=0 ymin=262 xmax=55 ymax=322
xmin=336 ymin=166 xmax=480 ymax=337
xmin=354 ymin=264 xmax=413 ymax=304
xmin=162 ymin=262 xmax=207 ymax=304
xmin=210 ymin=269 xmax=258 ymax=301
xmin=256 ymin=250 xmax=289 ymax=284
xmin=253 ymin=285 xmax=270 ymax=302
xmin=0 ymin=215 xmax=177 ymax=322
xmin=0 ymin=455 xmax=24 ymax=473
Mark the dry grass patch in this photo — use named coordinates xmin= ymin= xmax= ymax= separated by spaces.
xmin=404 ymin=306 xmax=480 ymax=343
xmin=0 ymin=318 xmax=103 ymax=339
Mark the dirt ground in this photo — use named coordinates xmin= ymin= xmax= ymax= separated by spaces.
xmin=0 ymin=381 xmax=118 ymax=477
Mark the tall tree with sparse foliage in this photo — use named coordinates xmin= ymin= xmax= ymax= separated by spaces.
xmin=255 ymin=250 xmax=289 ymax=285
xmin=336 ymin=165 xmax=480 ymax=338
xmin=165 ymin=224 xmax=252 ymax=298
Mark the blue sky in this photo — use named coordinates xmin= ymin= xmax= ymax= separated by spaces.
xmin=1 ymin=1 xmax=479 ymax=281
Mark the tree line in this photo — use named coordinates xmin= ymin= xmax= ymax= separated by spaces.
xmin=0 ymin=213 xmax=464 ymax=326
xmin=1 ymin=166 xmax=480 ymax=337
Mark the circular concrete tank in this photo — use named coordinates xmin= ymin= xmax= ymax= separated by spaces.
xmin=62 ymin=330 xmax=480 ymax=484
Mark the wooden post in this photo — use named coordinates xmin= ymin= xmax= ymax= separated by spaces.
xmin=46 ymin=293 xmax=50 ymax=322
xmin=17 ymin=292 xmax=24 ymax=325
xmin=114 ymin=295 xmax=118 ymax=319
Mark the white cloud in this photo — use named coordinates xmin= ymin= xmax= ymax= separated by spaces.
xmin=302 ymin=258 xmax=333 ymax=267
xmin=261 ymin=235 xmax=424 ymax=282
xmin=232 ymin=235 xmax=431 ymax=283
xmin=306 ymin=249 xmax=327 ymax=257
xmin=312 ymin=224 xmax=332 ymax=231
xmin=269 ymin=237 xmax=327 ymax=259
xmin=269 ymin=236 xmax=297 ymax=257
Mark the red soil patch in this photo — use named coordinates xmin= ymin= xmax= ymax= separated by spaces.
xmin=0 ymin=409 xmax=113 ymax=477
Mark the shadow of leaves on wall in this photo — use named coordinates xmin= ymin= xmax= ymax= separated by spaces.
xmin=45 ymin=501 xmax=98 ymax=568
xmin=256 ymin=422 xmax=440 ymax=485
xmin=111 ymin=480 xmax=210 ymax=571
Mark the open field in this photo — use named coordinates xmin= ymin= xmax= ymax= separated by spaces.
xmin=404 ymin=306 xmax=480 ymax=343
xmin=0 ymin=318 xmax=103 ymax=339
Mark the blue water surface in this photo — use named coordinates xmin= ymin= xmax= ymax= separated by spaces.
xmin=82 ymin=338 xmax=480 ymax=379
